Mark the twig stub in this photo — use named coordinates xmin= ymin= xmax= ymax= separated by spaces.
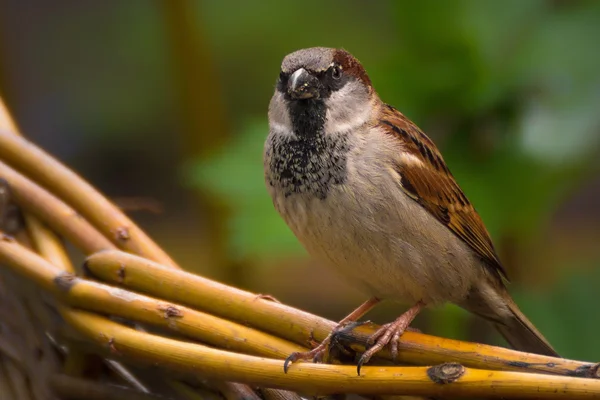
xmin=426 ymin=362 xmax=465 ymax=384
xmin=54 ymin=271 xmax=79 ymax=292
xmin=573 ymin=362 xmax=600 ymax=379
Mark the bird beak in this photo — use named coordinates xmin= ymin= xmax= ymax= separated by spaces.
xmin=288 ymin=68 xmax=320 ymax=100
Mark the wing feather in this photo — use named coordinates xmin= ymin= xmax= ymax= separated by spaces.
xmin=379 ymin=104 xmax=507 ymax=280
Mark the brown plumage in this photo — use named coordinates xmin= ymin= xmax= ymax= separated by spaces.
xmin=379 ymin=105 xmax=507 ymax=280
xmin=376 ymin=103 xmax=556 ymax=358
xmin=265 ymin=47 xmax=559 ymax=374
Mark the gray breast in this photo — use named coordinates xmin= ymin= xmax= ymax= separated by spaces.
xmin=265 ymin=131 xmax=350 ymax=200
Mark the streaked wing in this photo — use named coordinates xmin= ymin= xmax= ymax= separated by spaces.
xmin=378 ymin=104 xmax=507 ymax=280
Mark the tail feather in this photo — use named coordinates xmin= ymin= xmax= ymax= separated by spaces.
xmin=494 ymin=297 xmax=558 ymax=357
xmin=461 ymin=282 xmax=559 ymax=357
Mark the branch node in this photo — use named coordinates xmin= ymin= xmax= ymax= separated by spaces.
xmin=117 ymin=263 xmax=126 ymax=283
xmin=592 ymin=363 xmax=600 ymax=379
xmin=160 ymin=304 xmax=183 ymax=319
xmin=427 ymin=362 xmax=465 ymax=384
xmin=253 ymin=293 xmax=281 ymax=303
xmin=115 ymin=226 xmax=130 ymax=242
xmin=54 ymin=271 xmax=79 ymax=292
xmin=108 ymin=338 xmax=120 ymax=355
xmin=574 ymin=362 xmax=600 ymax=379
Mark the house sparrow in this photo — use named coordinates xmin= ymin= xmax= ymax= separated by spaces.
xmin=263 ymin=47 xmax=558 ymax=374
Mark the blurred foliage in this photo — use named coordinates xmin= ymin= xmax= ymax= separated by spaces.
xmin=193 ymin=0 xmax=600 ymax=259
xmin=1 ymin=0 xmax=599 ymax=360
xmin=513 ymin=260 xmax=600 ymax=359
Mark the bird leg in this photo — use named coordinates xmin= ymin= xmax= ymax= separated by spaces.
xmin=283 ymin=297 xmax=380 ymax=373
xmin=357 ymin=300 xmax=425 ymax=375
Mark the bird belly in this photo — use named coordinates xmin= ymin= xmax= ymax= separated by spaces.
xmin=270 ymin=172 xmax=481 ymax=306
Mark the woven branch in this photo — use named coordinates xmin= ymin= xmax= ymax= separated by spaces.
xmin=0 ymin=98 xmax=599 ymax=399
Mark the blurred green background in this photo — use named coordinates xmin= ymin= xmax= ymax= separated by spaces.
xmin=1 ymin=0 xmax=599 ymax=360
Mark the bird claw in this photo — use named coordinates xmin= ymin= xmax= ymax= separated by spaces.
xmin=284 ymin=348 xmax=326 ymax=373
xmin=283 ymin=352 xmax=301 ymax=373
xmin=356 ymin=318 xmax=414 ymax=375
xmin=365 ymin=322 xmax=388 ymax=345
xmin=356 ymin=322 xmax=398 ymax=375
xmin=283 ymin=320 xmax=372 ymax=373
xmin=356 ymin=301 xmax=425 ymax=375
xmin=283 ymin=340 xmax=329 ymax=373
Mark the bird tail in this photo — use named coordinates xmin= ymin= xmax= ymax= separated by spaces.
xmin=460 ymin=283 xmax=559 ymax=357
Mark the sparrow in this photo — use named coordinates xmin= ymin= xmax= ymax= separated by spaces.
xmin=263 ymin=47 xmax=558 ymax=374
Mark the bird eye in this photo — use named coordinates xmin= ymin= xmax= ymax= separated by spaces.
xmin=331 ymin=65 xmax=342 ymax=80
xmin=279 ymin=71 xmax=286 ymax=81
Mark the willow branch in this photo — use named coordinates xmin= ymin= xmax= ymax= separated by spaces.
xmin=0 ymin=129 xmax=176 ymax=267
xmin=0 ymin=97 xmax=83 ymax=271
xmin=60 ymin=309 xmax=600 ymax=399
xmin=0 ymin=99 xmax=109 ymax=387
xmin=0 ymin=100 xmax=18 ymax=134
xmin=0 ymin=98 xmax=302 ymax=400
xmin=0 ymin=160 xmax=114 ymax=254
xmin=86 ymin=250 xmax=333 ymax=346
xmin=3 ymin=224 xmax=597 ymax=398
xmin=0 ymin=235 xmax=306 ymax=359
xmin=25 ymin=216 xmax=74 ymax=273
xmin=20 ymin=208 xmax=216 ymax=400
xmin=0 ymin=98 xmax=597 ymax=397
xmin=85 ymin=250 xmax=599 ymax=378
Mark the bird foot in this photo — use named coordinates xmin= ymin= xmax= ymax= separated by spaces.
xmin=283 ymin=342 xmax=328 ymax=373
xmin=356 ymin=301 xmax=424 ymax=375
xmin=283 ymin=320 xmax=368 ymax=373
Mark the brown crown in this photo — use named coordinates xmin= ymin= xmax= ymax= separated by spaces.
xmin=332 ymin=49 xmax=372 ymax=87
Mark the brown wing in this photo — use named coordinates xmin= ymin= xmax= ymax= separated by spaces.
xmin=379 ymin=104 xmax=507 ymax=280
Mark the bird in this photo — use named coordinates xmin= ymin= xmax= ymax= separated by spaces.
xmin=263 ymin=47 xmax=558 ymax=374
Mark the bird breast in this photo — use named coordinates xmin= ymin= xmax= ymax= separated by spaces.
xmin=264 ymin=126 xmax=482 ymax=305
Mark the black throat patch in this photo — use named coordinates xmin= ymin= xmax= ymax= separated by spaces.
xmin=266 ymin=99 xmax=349 ymax=200
xmin=288 ymin=98 xmax=326 ymax=138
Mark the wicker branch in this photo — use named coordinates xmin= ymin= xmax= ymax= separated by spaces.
xmin=0 ymin=159 xmax=114 ymax=254
xmin=0 ymin=237 xmax=306 ymax=359
xmin=0 ymin=129 xmax=176 ymax=267
xmin=85 ymin=250 xmax=599 ymax=379
xmin=0 ymin=99 xmax=262 ymax=400
xmin=2 ymin=234 xmax=600 ymax=398
xmin=61 ymin=309 xmax=600 ymax=398
xmin=0 ymin=96 xmax=598 ymax=399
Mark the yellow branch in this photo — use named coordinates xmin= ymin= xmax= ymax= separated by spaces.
xmin=0 ymin=237 xmax=306 ymax=359
xmin=25 ymin=216 xmax=74 ymax=273
xmin=0 ymin=97 xmax=105 ymax=386
xmin=0 ymin=160 xmax=115 ymax=254
xmin=10 ymin=227 xmax=592 ymax=398
xmin=0 ymin=96 xmax=293 ymax=400
xmin=21 ymin=206 xmax=233 ymax=400
xmin=85 ymin=250 xmax=599 ymax=378
xmin=0 ymin=98 xmax=331 ymax=400
xmin=0 ymin=97 xmax=597 ymax=398
xmin=0 ymin=129 xmax=176 ymax=267
xmin=61 ymin=309 xmax=600 ymax=399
